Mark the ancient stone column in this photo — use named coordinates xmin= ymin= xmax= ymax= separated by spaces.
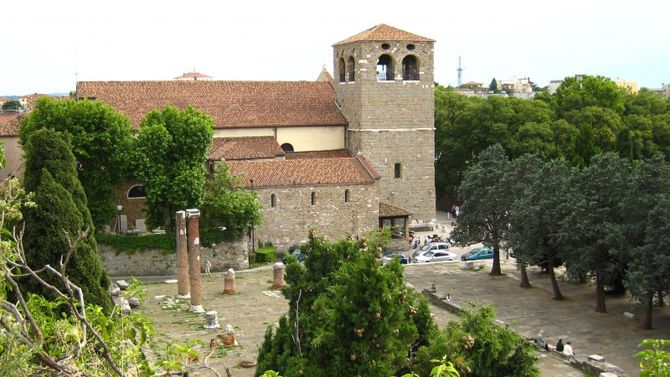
xmin=186 ymin=209 xmax=205 ymax=313
xmin=176 ymin=210 xmax=190 ymax=299
xmin=223 ymin=268 xmax=236 ymax=294
xmin=272 ymin=262 xmax=285 ymax=289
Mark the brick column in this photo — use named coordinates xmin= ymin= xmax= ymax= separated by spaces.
xmin=272 ymin=262 xmax=286 ymax=289
xmin=176 ymin=210 xmax=190 ymax=299
xmin=186 ymin=209 xmax=205 ymax=313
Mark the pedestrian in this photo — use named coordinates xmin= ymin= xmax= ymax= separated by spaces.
xmin=555 ymin=338 xmax=564 ymax=352
xmin=535 ymin=329 xmax=549 ymax=351
xmin=563 ymin=341 xmax=574 ymax=356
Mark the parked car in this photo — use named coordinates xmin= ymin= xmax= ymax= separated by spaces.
xmin=461 ymin=246 xmax=494 ymax=261
xmin=412 ymin=242 xmax=450 ymax=259
xmin=381 ymin=251 xmax=409 ymax=265
xmin=414 ymin=249 xmax=457 ymax=263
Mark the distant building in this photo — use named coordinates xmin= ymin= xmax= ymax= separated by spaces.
xmin=615 ymin=79 xmax=639 ymax=94
xmin=0 ymin=114 xmax=23 ymax=179
xmin=174 ymin=71 xmax=214 ymax=80
xmin=547 ymin=80 xmax=563 ymax=95
xmin=19 ymin=93 xmax=47 ymax=112
xmin=499 ymin=77 xmax=534 ymax=98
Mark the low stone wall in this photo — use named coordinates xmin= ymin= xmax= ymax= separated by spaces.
xmin=422 ymin=289 xmax=628 ymax=377
xmin=98 ymin=239 xmax=249 ymax=277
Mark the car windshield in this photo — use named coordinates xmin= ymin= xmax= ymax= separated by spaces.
xmin=424 ymin=251 xmax=435 ymax=257
xmin=421 ymin=244 xmax=432 ymax=252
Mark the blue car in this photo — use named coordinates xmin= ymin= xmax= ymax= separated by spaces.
xmin=381 ymin=251 xmax=409 ymax=265
xmin=461 ymin=246 xmax=494 ymax=261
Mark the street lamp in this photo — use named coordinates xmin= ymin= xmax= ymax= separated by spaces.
xmin=249 ymin=179 xmax=255 ymax=253
xmin=116 ymin=204 xmax=123 ymax=234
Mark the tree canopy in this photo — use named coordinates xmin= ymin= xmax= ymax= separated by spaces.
xmin=20 ymin=97 xmax=133 ymax=229
xmin=129 ymin=106 xmax=213 ymax=233
xmin=21 ymin=128 xmax=112 ymax=312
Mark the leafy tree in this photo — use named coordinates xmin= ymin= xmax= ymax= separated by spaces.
xmin=255 ymin=231 xmax=436 ymax=377
xmin=201 ymin=164 xmax=262 ymax=243
xmin=21 ymin=128 xmax=112 ymax=312
xmin=623 ymin=155 xmax=670 ymax=328
xmin=130 ymin=106 xmax=213 ymax=233
xmin=452 ymin=145 xmax=511 ymax=276
xmin=412 ymin=305 xmax=538 ymax=377
xmin=636 ymin=339 xmax=670 ymax=377
xmin=554 ymin=75 xmax=625 ymax=115
xmin=489 ymin=78 xmax=498 ymax=93
xmin=1 ymin=100 xmax=22 ymax=113
xmin=509 ymin=158 xmax=572 ymax=299
xmin=561 ymin=153 xmax=631 ymax=312
xmin=20 ymin=97 xmax=133 ymax=229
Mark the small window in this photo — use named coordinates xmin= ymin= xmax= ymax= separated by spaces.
xmin=338 ymin=58 xmax=346 ymax=83
xmin=344 ymin=189 xmax=350 ymax=203
xmin=311 ymin=192 xmax=316 ymax=205
xmin=381 ymin=43 xmax=390 ymax=50
xmin=127 ymin=185 xmax=146 ymax=199
xmin=407 ymin=44 xmax=415 ymax=50
xmin=270 ymin=194 xmax=276 ymax=208
xmin=347 ymin=56 xmax=355 ymax=82
xmin=280 ymin=143 xmax=294 ymax=152
xmin=394 ymin=163 xmax=402 ymax=179
xmin=376 ymin=54 xmax=394 ymax=81
xmin=402 ymin=55 xmax=420 ymax=80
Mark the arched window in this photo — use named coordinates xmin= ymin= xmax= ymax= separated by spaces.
xmin=376 ymin=54 xmax=394 ymax=81
xmin=280 ymin=143 xmax=294 ymax=152
xmin=402 ymin=55 xmax=419 ymax=80
xmin=394 ymin=163 xmax=402 ymax=179
xmin=344 ymin=189 xmax=350 ymax=203
xmin=347 ymin=56 xmax=355 ymax=82
xmin=270 ymin=194 xmax=276 ymax=208
xmin=311 ymin=192 xmax=316 ymax=205
xmin=127 ymin=184 xmax=146 ymax=199
xmin=338 ymin=58 xmax=346 ymax=83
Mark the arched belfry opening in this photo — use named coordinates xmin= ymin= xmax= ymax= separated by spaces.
xmin=281 ymin=143 xmax=294 ymax=152
xmin=376 ymin=54 xmax=394 ymax=81
xmin=347 ymin=56 xmax=355 ymax=82
xmin=402 ymin=55 xmax=420 ymax=81
xmin=338 ymin=58 xmax=346 ymax=83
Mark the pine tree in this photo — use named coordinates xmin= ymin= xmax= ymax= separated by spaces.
xmin=22 ymin=129 xmax=112 ymax=312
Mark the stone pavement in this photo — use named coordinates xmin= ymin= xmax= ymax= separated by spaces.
xmin=403 ymin=260 xmax=670 ymax=376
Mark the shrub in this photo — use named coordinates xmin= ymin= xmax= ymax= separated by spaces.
xmin=95 ymin=233 xmax=174 ymax=254
xmin=255 ymin=245 xmax=277 ymax=264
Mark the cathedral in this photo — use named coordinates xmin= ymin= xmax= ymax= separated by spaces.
xmin=76 ymin=24 xmax=436 ymax=248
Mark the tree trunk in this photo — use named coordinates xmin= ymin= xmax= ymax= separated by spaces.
xmin=642 ymin=290 xmax=653 ymax=330
xmin=595 ymin=272 xmax=607 ymax=313
xmin=547 ymin=259 xmax=564 ymax=300
xmin=519 ymin=263 xmax=531 ymax=288
xmin=490 ymin=244 xmax=502 ymax=276
xmin=657 ymin=290 xmax=664 ymax=307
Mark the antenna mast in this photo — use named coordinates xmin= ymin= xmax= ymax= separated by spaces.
xmin=457 ymin=56 xmax=464 ymax=86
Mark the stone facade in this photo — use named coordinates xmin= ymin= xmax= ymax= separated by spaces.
xmin=254 ymin=183 xmax=378 ymax=251
xmin=114 ymin=179 xmax=148 ymax=232
xmin=334 ymin=38 xmax=436 ymax=222
xmin=98 ymin=238 xmax=248 ymax=276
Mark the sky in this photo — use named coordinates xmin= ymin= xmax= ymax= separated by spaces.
xmin=2 ymin=0 xmax=669 ymax=96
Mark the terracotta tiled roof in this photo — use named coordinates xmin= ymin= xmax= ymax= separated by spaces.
xmin=0 ymin=114 xmax=22 ymax=137
xmin=209 ymin=137 xmax=285 ymax=161
xmin=355 ymin=154 xmax=381 ymax=180
xmin=76 ymin=80 xmax=347 ymax=130
xmin=379 ymin=201 xmax=413 ymax=218
xmin=334 ymin=24 xmax=434 ymax=46
xmin=316 ymin=67 xmax=334 ymax=83
xmin=285 ymin=150 xmax=351 ymax=159
xmin=227 ymin=157 xmax=379 ymax=188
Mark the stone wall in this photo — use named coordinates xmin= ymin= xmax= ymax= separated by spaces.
xmin=98 ymin=238 xmax=249 ymax=276
xmin=113 ymin=179 xmax=148 ymax=231
xmin=334 ymin=38 xmax=436 ymax=222
xmin=253 ymin=183 xmax=378 ymax=251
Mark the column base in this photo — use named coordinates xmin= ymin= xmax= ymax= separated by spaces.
xmin=190 ymin=304 xmax=205 ymax=313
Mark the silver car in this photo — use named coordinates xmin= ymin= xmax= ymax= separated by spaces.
xmin=412 ymin=242 xmax=450 ymax=259
xmin=414 ymin=249 xmax=457 ymax=263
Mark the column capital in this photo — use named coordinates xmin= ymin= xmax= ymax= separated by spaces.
xmin=186 ymin=208 xmax=201 ymax=218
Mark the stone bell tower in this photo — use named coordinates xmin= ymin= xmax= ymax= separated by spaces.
xmin=333 ymin=24 xmax=436 ymax=222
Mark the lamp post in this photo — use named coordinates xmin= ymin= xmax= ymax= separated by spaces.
xmin=250 ymin=179 xmax=255 ymax=253
xmin=116 ymin=204 xmax=123 ymax=234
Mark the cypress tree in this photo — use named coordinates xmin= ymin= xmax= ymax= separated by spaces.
xmin=22 ymin=128 xmax=112 ymax=312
